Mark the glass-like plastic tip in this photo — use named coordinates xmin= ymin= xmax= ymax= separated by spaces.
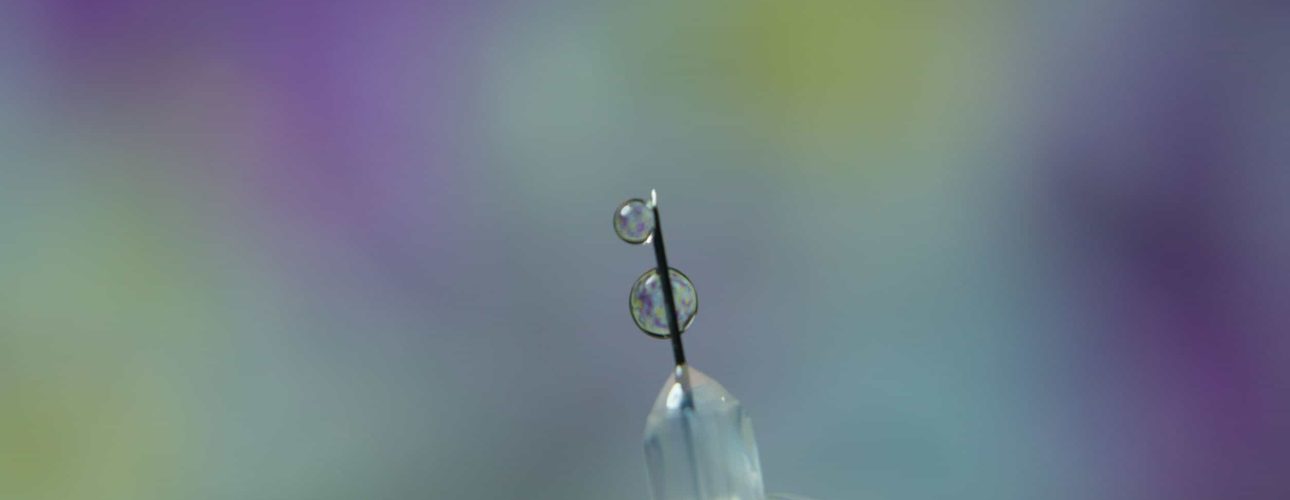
xmin=643 ymin=366 xmax=765 ymax=500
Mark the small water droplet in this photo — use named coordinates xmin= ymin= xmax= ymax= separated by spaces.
xmin=614 ymin=198 xmax=655 ymax=244
xmin=629 ymin=268 xmax=698 ymax=337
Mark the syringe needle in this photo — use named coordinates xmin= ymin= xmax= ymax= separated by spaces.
xmin=647 ymin=189 xmax=688 ymax=367
xmin=612 ymin=191 xmax=813 ymax=500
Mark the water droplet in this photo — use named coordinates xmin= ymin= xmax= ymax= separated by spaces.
xmin=614 ymin=198 xmax=655 ymax=244
xmin=629 ymin=268 xmax=698 ymax=337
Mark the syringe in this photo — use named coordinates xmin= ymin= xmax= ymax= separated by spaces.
xmin=613 ymin=191 xmax=817 ymax=500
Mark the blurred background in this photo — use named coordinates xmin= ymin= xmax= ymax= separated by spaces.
xmin=1 ymin=1 xmax=1287 ymax=499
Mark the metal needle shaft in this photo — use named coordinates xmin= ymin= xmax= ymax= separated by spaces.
xmin=649 ymin=190 xmax=687 ymax=367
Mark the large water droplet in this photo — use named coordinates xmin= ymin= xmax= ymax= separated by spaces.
xmin=630 ymin=268 xmax=698 ymax=337
xmin=614 ymin=198 xmax=655 ymax=244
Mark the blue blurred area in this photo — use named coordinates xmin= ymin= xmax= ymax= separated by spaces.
xmin=1 ymin=1 xmax=1287 ymax=499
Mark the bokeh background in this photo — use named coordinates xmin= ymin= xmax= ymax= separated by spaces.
xmin=2 ymin=1 xmax=1287 ymax=499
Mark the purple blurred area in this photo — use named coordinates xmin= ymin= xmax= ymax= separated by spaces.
xmin=0 ymin=1 xmax=1286 ymax=499
xmin=1036 ymin=4 xmax=1290 ymax=497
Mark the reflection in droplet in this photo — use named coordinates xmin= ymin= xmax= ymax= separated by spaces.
xmin=614 ymin=198 xmax=655 ymax=244
xmin=629 ymin=268 xmax=698 ymax=337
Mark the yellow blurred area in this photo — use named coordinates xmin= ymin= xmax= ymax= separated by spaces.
xmin=620 ymin=0 xmax=1008 ymax=170
xmin=0 ymin=164 xmax=210 ymax=500
xmin=0 ymin=369 xmax=184 ymax=500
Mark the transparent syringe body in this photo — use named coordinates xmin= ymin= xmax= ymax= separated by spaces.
xmin=643 ymin=365 xmax=766 ymax=500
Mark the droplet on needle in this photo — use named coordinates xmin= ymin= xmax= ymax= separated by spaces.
xmin=614 ymin=198 xmax=655 ymax=244
xmin=629 ymin=268 xmax=698 ymax=337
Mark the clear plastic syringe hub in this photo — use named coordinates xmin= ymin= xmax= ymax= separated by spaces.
xmin=644 ymin=365 xmax=765 ymax=500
